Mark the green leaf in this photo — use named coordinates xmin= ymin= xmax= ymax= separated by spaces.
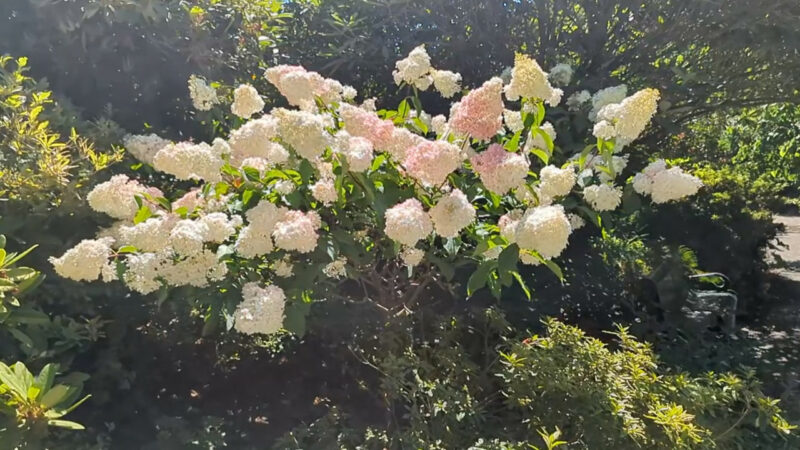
xmin=512 ymin=271 xmax=532 ymax=300
xmin=133 ymin=205 xmax=152 ymax=225
xmin=3 ymin=244 xmax=37 ymax=267
xmin=504 ymin=130 xmax=523 ymax=152
xmin=497 ymin=244 xmax=520 ymax=275
xmin=117 ymin=246 xmax=137 ymax=254
xmin=155 ymin=197 xmax=172 ymax=212
xmin=467 ymin=261 xmax=496 ymax=296
xmin=34 ymin=364 xmax=57 ymax=396
xmin=47 ymin=419 xmax=85 ymax=430
xmin=284 ymin=301 xmax=311 ymax=337
xmin=543 ymin=260 xmax=564 ymax=282
xmin=0 ymin=362 xmax=26 ymax=398
xmin=39 ymin=385 xmax=71 ymax=409
xmin=242 ymin=189 xmax=254 ymax=205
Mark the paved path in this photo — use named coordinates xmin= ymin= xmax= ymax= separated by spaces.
xmin=774 ymin=215 xmax=800 ymax=282
xmin=741 ymin=215 xmax=800 ymax=417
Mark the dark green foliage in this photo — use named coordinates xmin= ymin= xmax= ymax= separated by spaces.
xmin=276 ymin=310 xmax=796 ymax=449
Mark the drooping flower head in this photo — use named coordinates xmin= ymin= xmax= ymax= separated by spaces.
xmin=123 ymin=134 xmax=170 ymax=165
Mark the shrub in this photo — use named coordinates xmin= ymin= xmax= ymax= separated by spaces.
xmin=48 ymin=47 xmax=706 ymax=338
xmin=276 ymin=311 xmax=796 ymax=449
xmin=0 ymin=55 xmax=122 ymax=207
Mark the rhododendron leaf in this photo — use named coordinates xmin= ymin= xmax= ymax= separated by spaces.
xmin=533 ymin=126 xmax=555 ymax=152
xmin=174 ymin=206 xmax=189 ymax=218
xmin=221 ymin=164 xmax=240 ymax=178
xmin=298 ymin=159 xmax=314 ymax=182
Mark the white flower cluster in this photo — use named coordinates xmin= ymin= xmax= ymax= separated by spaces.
xmin=504 ymin=54 xmax=562 ymax=106
xmin=153 ymin=139 xmax=229 ymax=182
xmin=566 ymin=90 xmax=591 ymax=111
xmin=234 ymin=282 xmax=286 ymax=335
xmin=49 ymin=237 xmax=115 ymax=282
xmin=400 ymin=247 xmax=425 ymax=267
xmin=589 ymin=85 xmax=627 ymax=121
xmin=273 ymin=210 xmax=322 ymax=253
xmin=583 ymin=183 xmax=623 ymax=211
xmin=266 ymin=65 xmax=355 ymax=110
xmin=548 ymin=63 xmax=573 ymax=86
xmin=274 ymin=108 xmax=333 ymax=160
xmin=538 ymin=165 xmax=576 ymax=198
xmin=87 ymin=175 xmax=164 ymax=220
xmin=323 ymin=257 xmax=348 ymax=279
xmin=513 ymin=205 xmax=572 ymax=259
xmin=593 ymin=89 xmax=660 ymax=144
xmin=334 ymin=132 xmax=374 ymax=172
xmin=384 ymin=199 xmax=433 ymax=246
xmin=393 ymin=45 xmax=462 ymax=98
xmin=231 ymin=84 xmax=265 ymax=119
xmin=503 ymin=109 xmax=524 ymax=133
xmin=188 ymin=75 xmax=219 ymax=111
xmin=228 ymin=115 xmax=289 ymax=168
xmin=429 ymin=189 xmax=476 ymax=238
xmin=123 ymin=134 xmax=170 ymax=165
xmin=633 ymin=160 xmax=703 ymax=203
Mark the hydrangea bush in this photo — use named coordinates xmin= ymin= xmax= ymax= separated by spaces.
xmin=51 ymin=46 xmax=702 ymax=336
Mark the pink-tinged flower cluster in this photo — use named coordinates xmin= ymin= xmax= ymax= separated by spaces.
xmin=266 ymin=65 xmax=354 ymax=110
xmin=403 ymin=140 xmax=462 ymax=186
xmin=470 ymin=144 xmax=529 ymax=194
xmin=334 ymin=132 xmax=374 ymax=172
xmin=272 ymin=210 xmax=322 ymax=253
xmin=384 ymin=199 xmax=433 ymax=246
xmin=449 ymin=77 xmax=504 ymax=140
xmin=338 ymin=104 xmax=395 ymax=149
xmin=383 ymin=127 xmax=426 ymax=161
